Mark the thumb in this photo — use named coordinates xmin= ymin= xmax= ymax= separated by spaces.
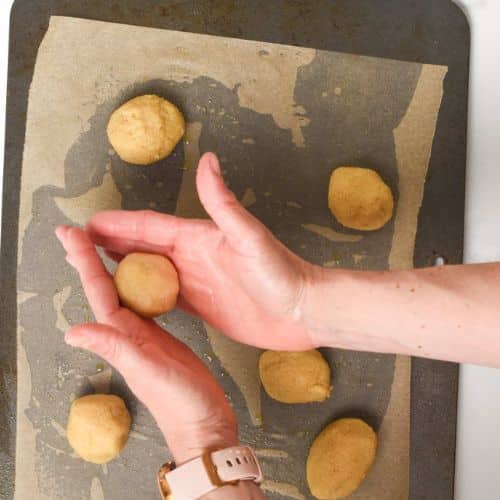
xmin=65 ymin=323 xmax=145 ymax=377
xmin=196 ymin=152 xmax=267 ymax=245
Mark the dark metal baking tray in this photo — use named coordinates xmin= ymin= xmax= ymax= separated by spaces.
xmin=0 ymin=1 xmax=469 ymax=498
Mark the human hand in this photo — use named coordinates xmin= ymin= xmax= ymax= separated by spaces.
xmin=56 ymin=226 xmax=237 ymax=464
xmin=86 ymin=152 xmax=316 ymax=351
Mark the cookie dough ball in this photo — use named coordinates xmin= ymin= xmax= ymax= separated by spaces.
xmin=67 ymin=394 xmax=131 ymax=464
xmin=259 ymin=350 xmax=331 ymax=404
xmin=328 ymin=166 xmax=394 ymax=231
xmin=307 ymin=418 xmax=377 ymax=499
xmin=107 ymin=94 xmax=185 ymax=165
xmin=114 ymin=252 xmax=179 ymax=318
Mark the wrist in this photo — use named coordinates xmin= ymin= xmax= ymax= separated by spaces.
xmin=159 ymin=445 xmax=264 ymax=500
xmin=160 ymin=420 xmax=238 ymax=465
xmin=299 ymin=265 xmax=384 ymax=351
xmin=298 ymin=264 xmax=346 ymax=348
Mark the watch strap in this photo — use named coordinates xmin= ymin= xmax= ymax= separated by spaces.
xmin=158 ymin=446 xmax=263 ymax=499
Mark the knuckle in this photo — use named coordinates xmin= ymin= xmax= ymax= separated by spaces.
xmin=100 ymin=334 xmax=121 ymax=362
xmin=86 ymin=272 xmax=107 ymax=288
xmin=213 ymin=190 xmax=238 ymax=214
xmin=223 ymin=192 xmax=240 ymax=210
xmin=131 ymin=211 xmax=149 ymax=240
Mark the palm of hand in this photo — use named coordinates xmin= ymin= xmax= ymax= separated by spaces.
xmin=168 ymin=221 xmax=313 ymax=350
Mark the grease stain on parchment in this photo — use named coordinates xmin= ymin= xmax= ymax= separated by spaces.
xmin=54 ymin=172 xmax=122 ymax=226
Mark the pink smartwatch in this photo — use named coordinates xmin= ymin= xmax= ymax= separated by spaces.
xmin=157 ymin=445 xmax=263 ymax=499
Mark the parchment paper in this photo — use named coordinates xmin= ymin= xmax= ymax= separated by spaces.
xmin=15 ymin=16 xmax=447 ymax=500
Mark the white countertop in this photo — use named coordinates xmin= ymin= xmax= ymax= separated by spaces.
xmin=1 ymin=2 xmax=499 ymax=498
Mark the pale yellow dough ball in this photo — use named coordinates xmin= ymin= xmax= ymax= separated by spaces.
xmin=259 ymin=350 xmax=332 ymax=404
xmin=114 ymin=252 xmax=179 ymax=318
xmin=66 ymin=394 xmax=131 ymax=464
xmin=107 ymin=94 xmax=185 ymax=165
xmin=328 ymin=166 xmax=394 ymax=231
xmin=307 ymin=418 xmax=377 ymax=499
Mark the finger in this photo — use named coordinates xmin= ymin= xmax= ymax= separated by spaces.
xmin=88 ymin=217 xmax=215 ymax=258
xmin=56 ymin=226 xmax=120 ymax=322
xmin=196 ymin=152 xmax=267 ymax=245
xmin=65 ymin=323 xmax=155 ymax=387
xmin=88 ymin=233 xmax=168 ymax=258
xmin=86 ymin=210 xmax=179 ymax=251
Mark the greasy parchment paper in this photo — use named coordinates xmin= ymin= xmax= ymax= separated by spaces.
xmin=15 ymin=16 xmax=447 ymax=500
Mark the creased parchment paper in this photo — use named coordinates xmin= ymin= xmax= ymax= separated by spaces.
xmin=15 ymin=16 xmax=447 ymax=500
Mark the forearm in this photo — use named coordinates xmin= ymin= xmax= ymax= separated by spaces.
xmin=304 ymin=263 xmax=500 ymax=366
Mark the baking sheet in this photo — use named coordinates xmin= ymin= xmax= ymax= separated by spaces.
xmin=7 ymin=11 xmax=454 ymax=498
